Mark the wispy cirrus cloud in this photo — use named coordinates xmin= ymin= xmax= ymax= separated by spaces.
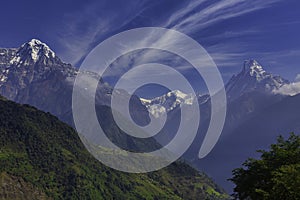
xmin=164 ymin=0 xmax=282 ymax=33
xmin=111 ymin=0 xmax=283 ymax=71
xmin=58 ymin=0 xmax=283 ymax=66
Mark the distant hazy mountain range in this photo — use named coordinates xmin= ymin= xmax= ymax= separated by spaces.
xmin=139 ymin=58 xmax=300 ymax=191
xmin=0 ymin=39 xmax=299 ymax=192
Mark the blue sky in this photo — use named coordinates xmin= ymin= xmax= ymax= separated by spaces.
xmin=1 ymin=0 xmax=300 ymax=86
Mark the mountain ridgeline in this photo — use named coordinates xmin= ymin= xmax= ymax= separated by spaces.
xmin=0 ymin=39 xmax=154 ymax=152
xmin=0 ymin=39 xmax=299 ymax=193
xmin=139 ymin=59 xmax=300 ymax=191
xmin=0 ymin=40 xmax=230 ymax=199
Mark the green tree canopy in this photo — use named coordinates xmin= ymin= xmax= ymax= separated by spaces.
xmin=230 ymin=133 xmax=300 ymax=200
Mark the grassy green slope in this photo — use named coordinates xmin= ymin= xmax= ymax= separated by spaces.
xmin=0 ymin=97 xmax=229 ymax=200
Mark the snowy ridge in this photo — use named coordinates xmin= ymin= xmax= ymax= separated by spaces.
xmin=142 ymin=59 xmax=290 ymax=118
xmin=0 ymin=39 xmax=116 ymax=104
xmin=0 ymin=39 xmax=103 ymax=89
xmin=0 ymin=39 xmax=75 ymax=89
xmin=140 ymin=90 xmax=195 ymax=117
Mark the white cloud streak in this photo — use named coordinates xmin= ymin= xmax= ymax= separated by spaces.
xmin=164 ymin=0 xmax=282 ymax=34
xmin=124 ymin=0 xmax=283 ymax=70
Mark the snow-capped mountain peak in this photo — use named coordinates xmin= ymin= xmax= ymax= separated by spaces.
xmin=10 ymin=39 xmax=57 ymax=65
xmin=27 ymin=39 xmax=56 ymax=60
xmin=0 ymin=39 xmax=75 ymax=96
xmin=226 ymin=59 xmax=289 ymax=100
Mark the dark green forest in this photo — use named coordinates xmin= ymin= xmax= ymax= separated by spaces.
xmin=0 ymin=96 xmax=228 ymax=200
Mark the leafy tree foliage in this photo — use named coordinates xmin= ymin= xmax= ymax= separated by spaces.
xmin=230 ymin=133 xmax=300 ymax=200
